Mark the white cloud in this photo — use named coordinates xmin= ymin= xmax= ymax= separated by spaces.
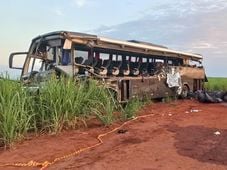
xmin=102 ymin=28 xmax=117 ymax=34
xmin=143 ymin=0 xmax=227 ymax=19
xmin=72 ymin=0 xmax=87 ymax=8
xmin=191 ymin=42 xmax=218 ymax=49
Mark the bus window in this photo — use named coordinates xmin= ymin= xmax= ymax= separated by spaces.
xmin=155 ymin=59 xmax=164 ymax=63
xmin=74 ymin=50 xmax=88 ymax=61
xmin=142 ymin=58 xmax=147 ymax=63
xmin=189 ymin=60 xmax=201 ymax=67
xmin=117 ymin=55 xmax=122 ymax=61
xmin=131 ymin=56 xmax=136 ymax=62
xmin=168 ymin=60 xmax=173 ymax=65
xmin=46 ymin=47 xmax=54 ymax=61
xmin=32 ymin=43 xmax=61 ymax=64
xmin=27 ymin=58 xmax=43 ymax=74
xmin=149 ymin=58 xmax=153 ymax=63
xmin=55 ymin=47 xmax=62 ymax=65
xmin=33 ymin=58 xmax=43 ymax=72
xmin=100 ymin=53 xmax=109 ymax=60
xmin=112 ymin=54 xmax=117 ymax=61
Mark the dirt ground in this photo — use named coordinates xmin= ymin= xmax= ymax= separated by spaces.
xmin=0 ymin=99 xmax=227 ymax=170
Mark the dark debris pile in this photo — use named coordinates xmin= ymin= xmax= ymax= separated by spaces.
xmin=189 ymin=91 xmax=227 ymax=103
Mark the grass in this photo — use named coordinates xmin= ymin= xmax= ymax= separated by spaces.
xmin=31 ymin=78 xmax=117 ymax=132
xmin=205 ymin=77 xmax=227 ymax=91
xmin=92 ymin=88 xmax=117 ymax=126
xmin=0 ymin=74 xmax=147 ymax=148
xmin=121 ymin=98 xmax=144 ymax=120
xmin=0 ymin=78 xmax=33 ymax=148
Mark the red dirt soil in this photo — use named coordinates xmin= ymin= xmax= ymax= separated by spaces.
xmin=0 ymin=99 xmax=227 ymax=170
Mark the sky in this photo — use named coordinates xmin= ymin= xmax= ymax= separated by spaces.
xmin=0 ymin=0 xmax=227 ymax=77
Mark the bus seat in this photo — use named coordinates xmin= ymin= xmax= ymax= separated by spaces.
xmin=147 ymin=62 xmax=155 ymax=75
xmin=94 ymin=58 xmax=103 ymax=74
xmin=94 ymin=58 xmax=103 ymax=68
xmin=130 ymin=62 xmax=140 ymax=76
xmin=107 ymin=60 xmax=114 ymax=75
xmin=154 ymin=62 xmax=165 ymax=75
xmin=100 ymin=60 xmax=111 ymax=76
xmin=91 ymin=57 xmax=98 ymax=67
xmin=102 ymin=60 xmax=111 ymax=68
xmin=124 ymin=69 xmax=130 ymax=76
xmin=83 ymin=57 xmax=93 ymax=66
xmin=140 ymin=62 xmax=148 ymax=75
xmin=75 ymin=56 xmax=84 ymax=64
xmin=110 ymin=61 xmax=121 ymax=76
xmin=76 ymin=57 xmax=94 ymax=74
xmin=120 ymin=61 xmax=130 ymax=76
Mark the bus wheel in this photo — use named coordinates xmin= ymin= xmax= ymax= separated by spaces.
xmin=181 ymin=85 xmax=189 ymax=99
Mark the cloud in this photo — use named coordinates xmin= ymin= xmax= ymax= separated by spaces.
xmin=191 ymin=42 xmax=217 ymax=49
xmin=93 ymin=1 xmax=227 ymax=77
xmin=100 ymin=27 xmax=118 ymax=34
xmin=72 ymin=0 xmax=87 ymax=8
xmin=138 ymin=0 xmax=227 ymax=20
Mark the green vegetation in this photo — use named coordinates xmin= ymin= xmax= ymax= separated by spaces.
xmin=121 ymin=98 xmax=144 ymax=120
xmin=0 ymin=76 xmax=146 ymax=148
xmin=32 ymin=78 xmax=116 ymax=132
xmin=0 ymin=79 xmax=32 ymax=148
xmin=205 ymin=77 xmax=227 ymax=91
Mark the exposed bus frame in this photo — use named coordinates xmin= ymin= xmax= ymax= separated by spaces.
xmin=9 ymin=31 xmax=206 ymax=102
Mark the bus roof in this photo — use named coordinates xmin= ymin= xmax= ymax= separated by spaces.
xmin=33 ymin=31 xmax=203 ymax=60
xmin=98 ymin=37 xmax=202 ymax=60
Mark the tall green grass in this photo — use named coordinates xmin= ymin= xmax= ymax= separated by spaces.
xmin=0 ymin=76 xmax=118 ymax=147
xmin=92 ymin=88 xmax=118 ymax=126
xmin=34 ymin=78 xmax=116 ymax=132
xmin=0 ymin=79 xmax=33 ymax=147
xmin=205 ymin=77 xmax=227 ymax=91
xmin=0 ymin=76 xmax=146 ymax=148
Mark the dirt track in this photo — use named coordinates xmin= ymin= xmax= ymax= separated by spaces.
xmin=0 ymin=99 xmax=227 ymax=170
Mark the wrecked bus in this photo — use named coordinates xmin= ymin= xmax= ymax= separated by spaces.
xmin=9 ymin=31 xmax=206 ymax=102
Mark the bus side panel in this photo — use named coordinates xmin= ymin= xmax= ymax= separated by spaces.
xmin=129 ymin=77 xmax=175 ymax=100
xmin=179 ymin=67 xmax=205 ymax=91
xmin=130 ymin=78 xmax=150 ymax=99
xmin=179 ymin=67 xmax=205 ymax=79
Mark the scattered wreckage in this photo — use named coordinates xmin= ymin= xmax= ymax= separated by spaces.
xmin=9 ymin=31 xmax=207 ymax=102
xmin=193 ymin=90 xmax=227 ymax=103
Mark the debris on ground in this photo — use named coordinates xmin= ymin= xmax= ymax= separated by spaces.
xmin=214 ymin=131 xmax=221 ymax=136
xmin=190 ymin=109 xmax=201 ymax=113
xmin=117 ymin=129 xmax=128 ymax=134
xmin=193 ymin=90 xmax=227 ymax=103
